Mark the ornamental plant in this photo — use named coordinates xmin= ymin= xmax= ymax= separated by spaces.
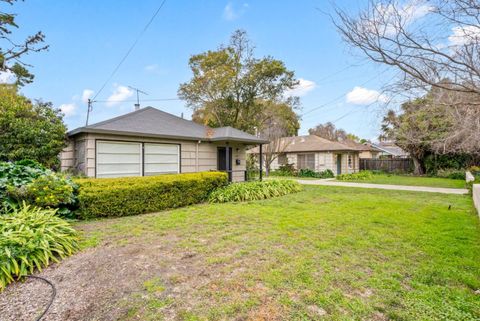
xmin=0 ymin=204 xmax=79 ymax=291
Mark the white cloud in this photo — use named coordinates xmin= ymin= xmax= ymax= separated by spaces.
xmin=0 ymin=70 xmax=15 ymax=84
xmin=448 ymin=25 xmax=480 ymax=46
xmin=346 ymin=86 xmax=388 ymax=105
xmin=222 ymin=2 xmax=248 ymax=21
xmin=285 ymin=78 xmax=316 ymax=97
xmin=106 ymin=85 xmax=133 ymax=106
xmin=144 ymin=64 xmax=159 ymax=72
xmin=81 ymin=89 xmax=94 ymax=103
xmin=59 ymin=103 xmax=77 ymax=117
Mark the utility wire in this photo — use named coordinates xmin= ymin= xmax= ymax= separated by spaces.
xmin=91 ymin=0 xmax=168 ymax=101
xmin=93 ymin=97 xmax=180 ymax=103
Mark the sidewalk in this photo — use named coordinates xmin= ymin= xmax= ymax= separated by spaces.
xmin=296 ymin=179 xmax=469 ymax=195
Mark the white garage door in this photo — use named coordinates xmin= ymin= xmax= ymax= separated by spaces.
xmin=144 ymin=143 xmax=180 ymax=176
xmin=96 ymin=141 xmax=142 ymax=178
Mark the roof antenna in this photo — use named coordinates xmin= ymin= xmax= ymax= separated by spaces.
xmin=128 ymin=86 xmax=148 ymax=110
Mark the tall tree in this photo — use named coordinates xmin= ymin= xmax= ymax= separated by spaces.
xmin=178 ymin=30 xmax=299 ymax=134
xmin=0 ymin=0 xmax=48 ymax=86
xmin=0 ymin=85 xmax=67 ymax=167
xmin=308 ymin=122 xmax=359 ymax=142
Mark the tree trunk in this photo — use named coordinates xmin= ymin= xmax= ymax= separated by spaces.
xmin=412 ymin=157 xmax=424 ymax=175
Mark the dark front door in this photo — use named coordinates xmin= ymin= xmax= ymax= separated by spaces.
xmin=217 ymin=147 xmax=232 ymax=181
xmin=337 ymin=154 xmax=342 ymax=175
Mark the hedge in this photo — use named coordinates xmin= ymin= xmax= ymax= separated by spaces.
xmin=75 ymin=172 xmax=228 ymax=218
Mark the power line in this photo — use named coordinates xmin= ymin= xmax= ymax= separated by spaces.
xmin=92 ymin=97 xmax=180 ymax=103
xmin=301 ymin=68 xmax=392 ymax=117
xmin=91 ymin=0 xmax=168 ymax=101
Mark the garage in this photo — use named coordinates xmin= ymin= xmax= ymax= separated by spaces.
xmin=96 ymin=141 xmax=180 ymax=178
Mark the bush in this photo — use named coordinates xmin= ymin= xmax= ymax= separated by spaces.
xmin=298 ymin=169 xmax=335 ymax=179
xmin=75 ymin=172 xmax=228 ymax=218
xmin=269 ymin=163 xmax=296 ymax=177
xmin=209 ymin=179 xmax=302 ymax=203
xmin=337 ymin=170 xmax=374 ymax=181
xmin=1 ymin=161 xmax=77 ymax=217
xmin=435 ymin=169 xmax=465 ymax=180
xmin=0 ymin=204 xmax=78 ymax=290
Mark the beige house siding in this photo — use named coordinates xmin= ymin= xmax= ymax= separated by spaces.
xmin=359 ymin=150 xmax=379 ymax=159
xmin=60 ymin=133 xmax=247 ymax=182
xmin=267 ymin=151 xmax=359 ymax=176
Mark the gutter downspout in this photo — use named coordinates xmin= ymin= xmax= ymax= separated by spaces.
xmin=196 ymin=141 xmax=200 ymax=172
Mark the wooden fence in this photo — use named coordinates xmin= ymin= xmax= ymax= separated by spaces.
xmin=360 ymin=158 xmax=413 ymax=173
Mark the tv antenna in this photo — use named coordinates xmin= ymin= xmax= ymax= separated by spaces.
xmin=128 ymin=85 xmax=149 ymax=110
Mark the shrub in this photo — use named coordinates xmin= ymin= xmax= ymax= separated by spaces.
xmin=209 ymin=179 xmax=302 ymax=203
xmin=269 ymin=163 xmax=296 ymax=177
xmin=337 ymin=170 xmax=374 ymax=181
xmin=298 ymin=169 xmax=335 ymax=179
xmin=435 ymin=169 xmax=465 ymax=180
xmin=75 ymin=172 xmax=228 ymax=218
xmin=1 ymin=161 xmax=78 ymax=217
xmin=0 ymin=204 xmax=78 ymax=291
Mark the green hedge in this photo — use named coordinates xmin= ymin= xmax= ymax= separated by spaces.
xmin=75 ymin=172 xmax=228 ymax=218
xmin=209 ymin=179 xmax=302 ymax=203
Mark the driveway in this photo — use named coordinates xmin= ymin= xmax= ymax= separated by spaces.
xmin=295 ymin=179 xmax=469 ymax=195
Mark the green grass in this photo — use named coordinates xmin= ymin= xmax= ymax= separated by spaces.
xmin=77 ymin=186 xmax=480 ymax=320
xmin=337 ymin=173 xmax=466 ymax=188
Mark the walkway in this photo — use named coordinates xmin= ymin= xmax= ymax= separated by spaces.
xmin=296 ymin=179 xmax=469 ymax=195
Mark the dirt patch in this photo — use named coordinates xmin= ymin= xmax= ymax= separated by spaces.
xmin=0 ymin=231 xmax=209 ymax=321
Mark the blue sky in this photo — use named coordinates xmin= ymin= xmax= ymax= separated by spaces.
xmin=10 ymin=0 xmax=394 ymax=140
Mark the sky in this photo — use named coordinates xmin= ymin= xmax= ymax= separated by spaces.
xmin=7 ymin=0 xmax=400 ymax=140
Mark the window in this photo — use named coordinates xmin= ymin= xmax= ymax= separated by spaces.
xmin=348 ymin=154 xmax=353 ymax=169
xmin=297 ymin=154 xmax=315 ymax=170
xmin=278 ymin=153 xmax=288 ymax=165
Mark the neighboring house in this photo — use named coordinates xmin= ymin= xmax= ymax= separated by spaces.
xmin=341 ymin=140 xmax=382 ymax=159
xmin=60 ymin=107 xmax=268 ymax=181
xmin=370 ymin=141 xmax=409 ymax=158
xmin=248 ymin=135 xmax=361 ymax=175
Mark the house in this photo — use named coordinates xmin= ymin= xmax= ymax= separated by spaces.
xmin=248 ymin=135 xmax=362 ymax=175
xmin=341 ymin=140 xmax=382 ymax=159
xmin=60 ymin=107 xmax=268 ymax=181
xmin=370 ymin=141 xmax=409 ymax=158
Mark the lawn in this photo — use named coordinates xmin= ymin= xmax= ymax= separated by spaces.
xmin=2 ymin=186 xmax=479 ymax=321
xmin=338 ymin=173 xmax=467 ymax=189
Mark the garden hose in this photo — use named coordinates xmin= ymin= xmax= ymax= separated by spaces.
xmin=26 ymin=275 xmax=56 ymax=321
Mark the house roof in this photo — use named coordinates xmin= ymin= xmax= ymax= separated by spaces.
xmin=340 ymin=140 xmax=381 ymax=152
xmin=248 ymin=135 xmax=360 ymax=153
xmin=68 ymin=107 xmax=269 ymax=144
xmin=371 ymin=142 xmax=409 ymax=157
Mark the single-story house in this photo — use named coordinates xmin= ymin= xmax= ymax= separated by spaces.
xmin=341 ymin=140 xmax=382 ymax=159
xmin=248 ymin=135 xmax=362 ymax=175
xmin=60 ymin=107 xmax=268 ymax=181
xmin=369 ymin=141 xmax=409 ymax=158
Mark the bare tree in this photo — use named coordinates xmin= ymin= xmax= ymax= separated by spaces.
xmin=333 ymin=0 xmax=480 ymax=156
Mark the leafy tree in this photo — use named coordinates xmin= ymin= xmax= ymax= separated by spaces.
xmin=179 ymin=30 xmax=299 ymax=134
xmin=0 ymin=85 xmax=67 ymax=167
xmin=308 ymin=122 xmax=359 ymax=142
xmin=0 ymin=0 xmax=48 ymax=86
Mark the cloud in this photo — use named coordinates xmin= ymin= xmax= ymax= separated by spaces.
xmin=59 ymin=103 xmax=77 ymax=117
xmin=346 ymin=86 xmax=388 ymax=105
xmin=106 ymin=85 xmax=133 ymax=106
xmin=285 ymin=78 xmax=316 ymax=97
xmin=222 ymin=2 xmax=248 ymax=21
xmin=144 ymin=64 xmax=159 ymax=72
xmin=0 ymin=70 xmax=15 ymax=84
xmin=448 ymin=25 xmax=480 ymax=46
xmin=81 ymin=89 xmax=94 ymax=103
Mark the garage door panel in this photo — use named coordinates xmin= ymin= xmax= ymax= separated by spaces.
xmin=97 ymin=141 xmax=140 ymax=153
xmin=97 ymin=153 xmax=141 ymax=164
xmin=97 ymin=141 xmax=142 ymax=178
xmin=144 ymin=163 xmax=178 ymax=175
xmin=144 ymin=154 xmax=178 ymax=164
xmin=144 ymin=144 xmax=178 ymax=154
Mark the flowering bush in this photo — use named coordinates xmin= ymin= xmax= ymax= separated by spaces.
xmin=1 ymin=161 xmax=77 ymax=217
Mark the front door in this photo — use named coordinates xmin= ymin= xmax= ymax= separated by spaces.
xmin=337 ymin=154 xmax=342 ymax=175
xmin=217 ymin=147 xmax=232 ymax=181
